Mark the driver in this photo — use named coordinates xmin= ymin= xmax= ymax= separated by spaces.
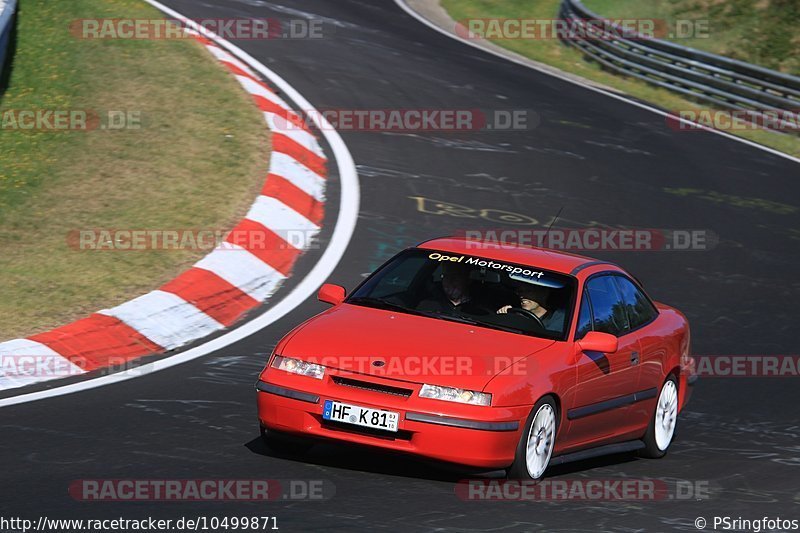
xmin=417 ymin=263 xmax=484 ymax=315
xmin=497 ymin=283 xmax=565 ymax=331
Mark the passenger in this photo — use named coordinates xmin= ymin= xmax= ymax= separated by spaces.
xmin=418 ymin=263 xmax=484 ymax=315
xmin=497 ymin=283 xmax=565 ymax=331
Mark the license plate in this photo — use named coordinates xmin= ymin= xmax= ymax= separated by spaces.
xmin=322 ymin=400 xmax=399 ymax=432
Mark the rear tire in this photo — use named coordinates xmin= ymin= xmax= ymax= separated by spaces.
xmin=507 ymin=396 xmax=558 ymax=480
xmin=260 ymin=425 xmax=314 ymax=455
xmin=640 ymin=376 xmax=678 ymax=458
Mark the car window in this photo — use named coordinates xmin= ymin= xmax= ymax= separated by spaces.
xmin=347 ymin=249 xmax=577 ymax=341
xmin=575 ymin=290 xmax=593 ymax=340
xmin=585 ymin=275 xmax=629 ymax=337
xmin=367 ymin=255 xmax=428 ymax=299
xmin=614 ymin=276 xmax=658 ymax=329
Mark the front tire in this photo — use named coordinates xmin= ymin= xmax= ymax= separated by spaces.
xmin=640 ymin=376 xmax=678 ymax=458
xmin=507 ymin=397 xmax=558 ymax=480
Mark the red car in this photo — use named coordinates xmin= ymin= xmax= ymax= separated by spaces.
xmin=256 ymin=237 xmax=694 ymax=479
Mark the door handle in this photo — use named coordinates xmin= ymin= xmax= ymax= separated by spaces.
xmin=631 ymin=351 xmax=640 ymax=365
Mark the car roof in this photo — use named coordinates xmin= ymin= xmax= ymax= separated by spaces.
xmin=417 ymin=236 xmax=619 ymax=276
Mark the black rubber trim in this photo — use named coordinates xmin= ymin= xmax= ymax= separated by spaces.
xmin=331 ymin=375 xmax=413 ymax=398
xmin=415 ymin=235 xmax=454 ymax=246
xmin=405 ymin=412 xmax=519 ymax=432
xmin=567 ymin=387 xmax=658 ymax=420
xmin=569 ymin=260 xmax=616 ymax=276
xmin=256 ymin=381 xmax=320 ymax=404
xmin=635 ymin=387 xmax=658 ymax=401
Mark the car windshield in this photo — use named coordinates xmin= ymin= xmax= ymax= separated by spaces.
xmin=347 ymin=248 xmax=577 ymax=340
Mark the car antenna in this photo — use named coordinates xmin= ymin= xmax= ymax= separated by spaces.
xmin=541 ymin=206 xmax=564 ymax=253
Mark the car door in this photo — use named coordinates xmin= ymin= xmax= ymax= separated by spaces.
xmin=613 ymin=275 xmax=662 ymax=426
xmin=564 ymin=274 xmax=644 ymax=445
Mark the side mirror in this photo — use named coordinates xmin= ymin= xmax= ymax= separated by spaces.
xmin=575 ymin=331 xmax=618 ymax=355
xmin=318 ymin=283 xmax=345 ymax=306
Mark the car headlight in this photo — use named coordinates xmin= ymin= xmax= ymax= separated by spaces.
xmin=419 ymin=384 xmax=491 ymax=406
xmin=271 ymin=355 xmax=325 ymax=379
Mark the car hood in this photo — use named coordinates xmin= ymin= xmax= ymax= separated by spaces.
xmin=280 ymin=303 xmax=555 ymax=390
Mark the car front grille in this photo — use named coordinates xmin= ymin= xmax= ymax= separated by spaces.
xmin=331 ymin=375 xmax=413 ymax=398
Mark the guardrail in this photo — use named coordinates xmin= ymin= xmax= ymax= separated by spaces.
xmin=559 ymin=0 xmax=800 ymax=132
xmin=0 ymin=0 xmax=17 ymax=91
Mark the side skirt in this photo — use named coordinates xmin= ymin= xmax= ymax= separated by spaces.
xmin=549 ymin=439 xmax=645 ymax=466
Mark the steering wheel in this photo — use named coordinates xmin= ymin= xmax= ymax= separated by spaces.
xmin=507 ymin=307 xmax=545 ymax=328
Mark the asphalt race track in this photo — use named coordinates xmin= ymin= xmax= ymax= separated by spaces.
xmin=2 ymin=0 xmax=799 ymax=531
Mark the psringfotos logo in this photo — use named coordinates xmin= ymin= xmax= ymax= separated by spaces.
xmin=705 ymin=516 xmax=800 ymax=532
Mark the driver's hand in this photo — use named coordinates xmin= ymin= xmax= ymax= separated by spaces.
xmin=496 ymin=305 xmax=512 ymax=314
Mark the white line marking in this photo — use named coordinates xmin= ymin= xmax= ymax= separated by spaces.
xmin=394 ymin=0 xmax=800 ymax=165
xmin=0 ymin=0 xmax=360 ymax=408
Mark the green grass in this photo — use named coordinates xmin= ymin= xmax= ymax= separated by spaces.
xmin=0 ymin=0 xmax=269 ymax=338
xmin=441 ymin=0 xmax=800 ymax=158
xmin=584 ymin=0 xmax=800 ymax=75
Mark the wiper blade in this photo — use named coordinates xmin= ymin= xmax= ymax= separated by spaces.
xmin=440 ymin=313 xmax=479 ymax=325
xmin=348 ymin=298 xmax=479 ymax=324
xmin=415 ymin=310 xmax=481 ymax=325
xmin=433 ymin=312 xmax=536 ymax=335
xmin=483 ymin=323 xmax=528 ymax=335
xmin=347 ymin=297 xmax=421 ymax=315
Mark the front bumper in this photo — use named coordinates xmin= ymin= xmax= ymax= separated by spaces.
xmin=256 ymin=373 xmax=528 ymax=469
